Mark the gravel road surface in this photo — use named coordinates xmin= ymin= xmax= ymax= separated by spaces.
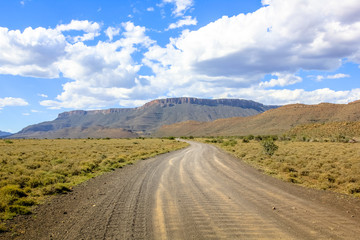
xmin=3 ymin=141 xmax=360 ymax=239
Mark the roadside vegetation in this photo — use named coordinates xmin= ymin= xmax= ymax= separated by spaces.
xmin=199 ymin=135 xmax=360 ymax=198
xmin=0 ymin=138 xmax=188 ymax=231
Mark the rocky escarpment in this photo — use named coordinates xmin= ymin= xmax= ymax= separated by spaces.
xmin=12 ymin=97 xmax=279 ymax=138
xmin=141 ymin=97 xmax=274 ymax=111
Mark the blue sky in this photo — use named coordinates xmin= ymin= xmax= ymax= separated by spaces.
xmin=0 ymin=0 xmax=360 ymax=133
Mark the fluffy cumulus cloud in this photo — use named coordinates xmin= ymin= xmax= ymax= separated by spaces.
xmin=104 ymin=27 xmax=121 ymax=41
xmin=315 ymin=73 xmax=350 ymax=81
xmin=153 ymin=0 xmax=360 ymax=77
xmin=41 ymin=22 xmax=155 ymax=109
xmin=143 ymin=0 xmax=360 ymax=104
xmin=2 ymin=0 xmax=360 ymax=109
xmin=167 ymin=16 xmax=197 ymax=30
xmin=0 ymin=20 xmax=101 ymax=78
xmin=260 ymin=73 xmax=302 ymax=88
xmin=162 ymin=0 xmax=193 ymax=17
xmin=0 ymin=97 xmax=28 ymax=109
xmin=0 ymin=26 xmax=66 ymax=78
xmin=56 ymin=20 xmax=101 ymax=42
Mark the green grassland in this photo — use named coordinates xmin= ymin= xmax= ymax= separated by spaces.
xmin=0 ymin=138 xmax=188 ymax=230
xmin=200 ymin=137 xmax=360 ymax=197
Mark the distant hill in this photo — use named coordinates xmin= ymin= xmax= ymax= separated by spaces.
xmin=12 ymin=98 xmax=277 ymax=138
xmin=155 ymin=100 xmax=360 ymax=137
xmin=0 ymin=131 xmax=12 ymax=138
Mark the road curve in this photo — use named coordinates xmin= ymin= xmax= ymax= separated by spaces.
xmin=5 ymin=141 xmax=360 ymax=240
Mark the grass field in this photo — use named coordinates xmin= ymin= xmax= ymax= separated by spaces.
xmin=0 ymin=138 xmax=188 ymax=230
xmin=200 ymin=137 xmax=360 ymax=197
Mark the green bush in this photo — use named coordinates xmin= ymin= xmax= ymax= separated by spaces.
xmin=261 ymin=138 xmax=279 ymax=156
xmin=222 ymin=139 xmax=238 ymax=147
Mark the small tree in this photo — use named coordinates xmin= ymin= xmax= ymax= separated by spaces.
xmin=261 ymin=138 xmax=278 ymax=156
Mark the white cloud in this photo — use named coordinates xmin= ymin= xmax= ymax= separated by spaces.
xmin=261 ymin=0 xmax=271 ymax=6
xmin=41 ymin=22 xmax=155 ymax=109
xmin=0 ymin=97 xmax=29 ymax=109
xmin=167 ymin=16 xmax=197 ymax=30
xmin=2 ymin=0 xmax=360 ymax=110
xmin=0 ymin=20 xmax=102 ymax=79
xmin=316 ymin=73 xmax=350 ymax=81
xmin=104 ymin=27 xmax=120 ymax=41
xmin=147 ymin=7 xmax=155 ymax=12
xmin=22 ymin=113 xmax=30 ymax=116
xmin=38 ymin=94 xmax=48 ymax=98
xmin=250 ymin=88 xmax=360 ymax=105
xmin=163 ymin=0 xmax=193 ymax=17
xmin=260 ymin=73 xmax=302 ymax=88
xmin=178 ymin=0 xmax=357 ymax=73
xmin=327 ymin=73 xmax=350 ymax=79
xmin=142 ymin=0 xmax=360 ymax=105
xmin=0 ymin=26 xmax=66 ymax=78
xmin=56 ymin=20 xmax=101 ymax=42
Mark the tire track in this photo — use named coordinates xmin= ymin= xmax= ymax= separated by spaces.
xmin=152 ymin=141 xmax=360 ymax=239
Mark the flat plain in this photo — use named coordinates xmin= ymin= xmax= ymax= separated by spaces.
xmin=1 ymin=141 xmax=360 ymax=239
xmin=0 ymin=138 xmax=188 ymax=230
xmin=201 ymin=137 xmax=360 ymax=197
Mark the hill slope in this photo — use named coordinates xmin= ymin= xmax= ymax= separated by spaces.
xmin=155 ymin=100 xmax=360 ymax=137
xmin=12 ymin=98 xmax=277 ymax=138
xmin=287 ymin=121 xmax=360 ymax=139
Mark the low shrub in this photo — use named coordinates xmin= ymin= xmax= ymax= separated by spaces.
xmin=0 ymin=138 xmax=189 ymax=222
xmin=1 ymin=185 xmax=28 ymax=198
xmin=42 ymin=184 xmax=72 ymax=195
xmin=15 ymin=198 xmax=36 ymax=207
xmin=8 ymin=205 xmax=31 ymax=215
xmin=261 ymin=138 xmax=279 ymax=156
xmin=222 ymin=139 xmax=237 ymax=147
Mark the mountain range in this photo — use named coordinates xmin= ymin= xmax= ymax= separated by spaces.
xmin=0 ymin=130 xmax=12 ymax=138
xmin=11 ymin=98 xmax=277 ymax=138
xmin=155 ymin=100 xmax=360 ymax=137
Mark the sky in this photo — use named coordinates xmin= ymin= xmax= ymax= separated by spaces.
xmin=1 ymin=0 xmax=360 ymax=133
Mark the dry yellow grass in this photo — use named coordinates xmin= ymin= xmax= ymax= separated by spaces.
xmin=200 ymin=138 xmax=360 ymax=197
xmin=287 ymin=121 xmax=360 ymax=140
xmin=0 ymin=138 xmax=188 ymax=225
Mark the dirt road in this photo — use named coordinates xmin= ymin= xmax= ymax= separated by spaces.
xmin=3 ymin=141 xmax=360 ymax=239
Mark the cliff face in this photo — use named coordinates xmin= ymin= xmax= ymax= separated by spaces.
xmin=12 ymin=97 xmax=278 ymax=138
xmin=141 ymin=97 xmax=275 ymax=110
xmin=57 ymin=108 xmax=132 ymax=118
